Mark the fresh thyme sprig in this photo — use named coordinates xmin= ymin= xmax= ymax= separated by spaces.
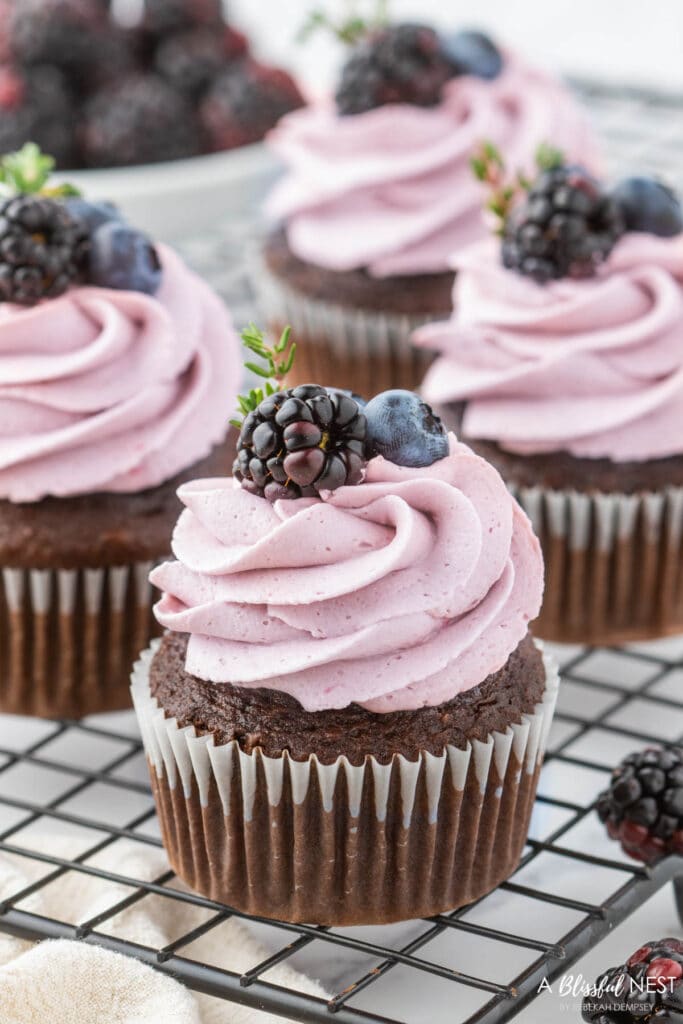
xmin=0 ymin=143 xmax=81 ymax=198
xmin=298 ymin=0 xmax=390 ymax=45
xmin=230 ymin=324 xmax=297 ymax=429
xmin=471 ymin=140 xmax=565 ymax=234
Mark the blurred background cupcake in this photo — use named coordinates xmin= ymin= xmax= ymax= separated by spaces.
xmin=0 ymin=146 xmax=241 ymax=718
xmin=416 ymin=147 xmax=683 ymax=644
xmin=132 ymin=333 xmax=557 ymax=924
xmin=253 ymin=8 xmax=600 ymax=397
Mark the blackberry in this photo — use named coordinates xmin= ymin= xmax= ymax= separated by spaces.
xmin=142 ymin=0 xmax=224 ymax=36
xmin=154 ymin=28 xmax=229 ymax=99
xmin=502 ymin=164 xmax=624 ymax=283
xmin=200 ymin=61 xmax=304 ymax=151
xmin=336 ymin=23 xmax=452 ymax=116
xmin=0 ymin=196 xmax=88 ymax=306
xmin=582 ymin=938 xmax=683 ymax=1023
xmin=0 ymin=66 xmax=77 ymax=170
xmin=234 ymin=386 xmax=367 ymax=502
xmin=597 ymin=746 xmax=683 ymax=863
xmin=81 ymin=74 xmax=202 ymax=168
xmin=10 ymin=0 xmax=107 ymax=82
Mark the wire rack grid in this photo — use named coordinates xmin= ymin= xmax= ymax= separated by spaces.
xmin=0 ymin=640 xmax=682 ymax=1023
xmin=1 ymin=79 xmax=683 ymax=1024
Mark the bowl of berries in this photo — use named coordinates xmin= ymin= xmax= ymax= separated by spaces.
xmin=0 ymin=0 xmax=304 ymax=241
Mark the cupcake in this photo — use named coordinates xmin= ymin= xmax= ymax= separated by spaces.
xmin=416 ymin=151 xmax=683 ymax=644
xmin=253 ymin=20 xmax=600 ymax=397
xmin=0 ymin=145 xmax=241 ymax=717
xmin=131 ymin=327 xmax=558 ymax=926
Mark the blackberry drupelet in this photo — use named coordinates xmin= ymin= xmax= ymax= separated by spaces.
xmin=0 ymin=196 xmax=88 ymax=305
xmin=597 ymin=746 xmax=683 ymax=863
xmin=502 ymin=164 xmax=624 ymax=283
xmin=81 ymin=74 xmax=201 ymax=168
xmin=200 ymin=62 xmax=304 ymax=150
xmin=234 ymin=386 xmax=367 ymax=502
xmin=154 ymin=28 xmax=230 ymax=99
xmin=582 ymin=938 xmax=683 ymax=1023
xmin=336 ymin=22 xmax=452 ymax=115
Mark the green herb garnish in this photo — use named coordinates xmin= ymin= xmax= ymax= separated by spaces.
xmin=298 ymin=0 xmax=390 ymax=45
xmin=230 ymin=324 xmax=297 ymax=429
xmin=471 ymin=141 xmax=566 ymax=234
xmin=0 ymin=143 xmax=81 ymax=198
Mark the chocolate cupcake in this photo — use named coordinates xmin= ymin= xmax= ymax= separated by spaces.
xmin=131 ymin=329 xmax=558 ymax=926
xmin=415 ymin=155 xmax=683 ymax=644
xmin=253 ymin=21 xmax=599 ymax=397
xmin=0 ymin=145 xmax=241 ymax=717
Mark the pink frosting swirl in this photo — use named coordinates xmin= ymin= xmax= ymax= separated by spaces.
xmin=417 ymin=234 xmax=683 ymax=461
xmin=0 ymin=246 xmax=242 ymax=502
xmin=152 ymin=435 xmax=543 ymax=713
xmin=267 ymin=56 xmax=600 ymax=278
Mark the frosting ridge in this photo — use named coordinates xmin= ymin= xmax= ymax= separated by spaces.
xmin=0 ymin=245 xmax=242 ymax=501
xmin=152 ymin=435 xmax=544 ymax=713
xmin=267 ymin=57 xmax=600 ymax=278
xmin=417 ymin=233 xmax=683 ymax=461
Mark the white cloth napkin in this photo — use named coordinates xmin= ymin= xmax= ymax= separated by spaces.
xmin=0 ymin=836 xmax=328 ymax=1024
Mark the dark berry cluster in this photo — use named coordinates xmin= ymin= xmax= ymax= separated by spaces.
xmin=0 ymin=145 xmax=163 ymax=305
xmin=597 ymin=746 xmax=683 ymax=863
xmin=336 ymin=23 xmax=503 ymax=115
xmin=232 ymin=326 xmax=451 ymax=503
xmin=201 ymin=64 xmax=306 ymax=151
xmin=235 ymin=386 xmax=367 ymax=501
xmin=0 ymin=196 xmax=88 ymax=305
xmin=502 ymin=165 xmax=625 ymax=283
xmin=582 ymin=938 xmax=683 ymax=1023
xmin=336 ymin=23 xmax=451 ymax=115
xmin=477 ymin=143 xmax=683 ymax=285
xmin=0 ymin=0 xmax=303 ymax=169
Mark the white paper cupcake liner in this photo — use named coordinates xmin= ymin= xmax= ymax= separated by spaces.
xmin=250 ymin=248 xmax=438 ymax=396
xmin=131 ymin=640 xmax=559 ymax=925
xmin=510 ymin=482 xmax=683 ymax=644
xmin=0 ymin=561 xmax=157 ymax=718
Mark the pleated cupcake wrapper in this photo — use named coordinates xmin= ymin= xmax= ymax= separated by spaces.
xmin=249 ymin=248 xmax=437 ymax=396
xmin=131 ymin=641 xmax=559 ymax=925
xmin=0 ymin=561 xmax=158 ymax=718
xmin=510 ymin=482 xmax=683 ymax=644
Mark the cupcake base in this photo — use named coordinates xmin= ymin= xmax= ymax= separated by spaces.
xmin=511 ymin=483 xmax=683 ymax=645
xmin=0 ymin=437 xmax=235 ymax=718
xmin=252 ymin=229 xmax=454 ymax=396
xmin=132 ymin=636 xmax=558 ymax=926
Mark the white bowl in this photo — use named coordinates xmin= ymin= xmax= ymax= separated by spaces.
xmin=53 ymin=143 xmax=282 ymax=242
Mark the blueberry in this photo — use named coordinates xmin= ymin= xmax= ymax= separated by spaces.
xmin=364 ymin=390 xmax=449 ymax=468
xmin=440 ymin=29 xmax=503 ymax=80
xmin=87 ymin=222 xmax=162 ymax=295
xmin=64 ymin=198 xmax=122 ymax=233
xmin=611 ymin=177 xmax=683 ymax=238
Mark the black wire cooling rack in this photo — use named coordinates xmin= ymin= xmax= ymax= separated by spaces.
xmin=1 ymin=80 xmax=683 ymax=1024
xmin=0 ymin=640 xmax=683 ymax=1023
